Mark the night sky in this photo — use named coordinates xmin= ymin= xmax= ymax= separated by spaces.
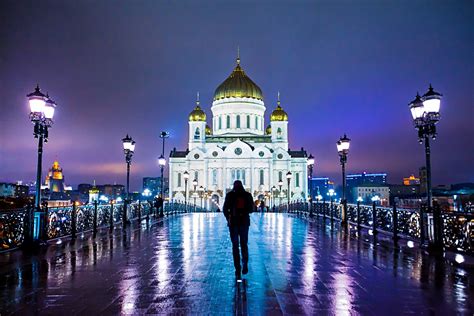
xmin=0 ymin=0 xmax=472 ymax=191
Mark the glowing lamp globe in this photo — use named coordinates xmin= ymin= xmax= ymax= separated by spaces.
xmin=286 ymin=171 xmax=292 ymax=180
xmin=122 ymin=134 xmax=136 ymax=152
xmin=27 ymin=85 xmax=46 ymax=115
xmin=183 ymin=171 xmax=189 ymax=180
xmin=44 ymin=97 xmax=56 ymax=120
xmin=192 ymin=179 xmax=198 ymax=187
xmin=409 ymin=93 xmax=425 ymax=120
xmin=307 ymin=154 xmax=315 ymax=166
xmin=337 ymin=134 xmax=351 ymax=153
xmin=422 ymin=84 xmax=442 ymax=115
xmin=158 ymin=155 xmax=166 ymax=166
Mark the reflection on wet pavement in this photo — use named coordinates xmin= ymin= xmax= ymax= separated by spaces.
xmin=0 ymin=213 xmax=472 ymax=314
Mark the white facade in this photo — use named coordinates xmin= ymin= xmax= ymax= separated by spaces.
xmin=169 ymin=58 xmax=308 ymax=208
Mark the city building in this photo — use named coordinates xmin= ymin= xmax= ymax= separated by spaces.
xmin=0 ymin=183 xmax=16 ymax=197
xmin=308 ymin=177 xmax=333 ymax=199
xmin=345 ymin=172 xmax=387 ymax=203
xmin=169 ymin=55 xmax=309 ymax=206
xmin=142 ymin=177 xmax=169 ymax=197
xmin=353 ymin=184 xmax=390 ymax=206
xmin=403 ymin=174 xmax=420 ymax=186
xmin=44 ymin=161 xmax=72 ymax=192
xmin=97 ymin=184 xmax=125 ymax=200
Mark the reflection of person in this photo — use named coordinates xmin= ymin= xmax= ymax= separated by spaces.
xmin=223 ymin=180 xmax=254 ymax=279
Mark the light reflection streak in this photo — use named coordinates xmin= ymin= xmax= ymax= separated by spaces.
xmin=332 ymin=272 xmax=354 ymax=316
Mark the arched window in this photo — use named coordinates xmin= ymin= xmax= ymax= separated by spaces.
xmin=236 ymin=115 xmax=241 ymax=128
xmin=277 ymin=127 xmax=282 ymax=139
xmin=226 ymin=115 xmax=230 ymax=128
xmin=296 ymin=173 xmax=300 ymax=187
xmin=278 ymin=171 xmax=283 ymax=182
xmin=259 ymin=169 xmax=264 ymax=185
xmin=194 ymin=127 xmax=200 ymax=140
xmin=218 ymin=116 xmax=222 ymax=129
xmin=255 ymin=116 xmax=258 ymax=130
xmin=246 ymin=115 xmax=250 ymax=128
xmin=178 ymin=173 xmax=182 ymax=187
xmin=212 ymin=169 xmax=218 ymax=185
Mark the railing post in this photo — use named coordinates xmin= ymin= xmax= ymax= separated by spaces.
xmin=330 ymin=200 xmax=334 ymax=224
xmin=372 ymin=202 xmax=377 ymax=236
xmin=71 ymin=203 xmax=77 ymax=239
xmin=138 ymin=200 xmax=142 ymax=223
xmin=109 ymin=201 xmax=114 ymax=231
xmin=42 ymin=202 xmax=49 ymax=241
xmin=433 ymin=202 xmax=444 ymax=251
xmin=392 ymin=202 xmax=398 ymax=244
xmin=419 ymin=204 xmax=425 ymax=245
xmin=93 ymin=200 xmax=98 ymax=237
xmin=356 ymin=201 xmax=361 ymax=230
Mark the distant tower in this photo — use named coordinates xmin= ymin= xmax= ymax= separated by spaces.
xmin=44 ymin=161 xmax=66 ymax=192
xmin=89 ymin=180 xmax=99 ymax=203
xmin=188 ymin=92 xmax=207 ymax=150
xmin=270 ymin=92 xmax=289 ymax=150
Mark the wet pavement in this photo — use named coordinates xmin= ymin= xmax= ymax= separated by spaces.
xmin=0 ymin=213 xmax=473 ymax=315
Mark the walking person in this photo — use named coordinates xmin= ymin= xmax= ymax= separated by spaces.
xmin=223 ymin=180 xmax=255 ymax=279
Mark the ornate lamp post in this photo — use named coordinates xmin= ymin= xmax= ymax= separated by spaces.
xmin=307 ymin=154 xmax=315 ymax=215
xmin=198 ymin=186 xmax=205 ymax=209
xmin=122 ymin=134 xmax=136 ymax=226
xmin=271 ymin=186 xmax=276 ymax=209
xmin=159 ymin=131 xmax=169 ymax=215
xmin=337 ymin=134 xmax=350 ymax=225
xmin=183 ymin=171 xmax=189 ymax=211
xmin=408 ymin=84 xmax=442 ymax=248
xmin=278 ymin=180 xmax=283 ymax=207
xmin=26 ymin=85 xmax=56 ymax=243
xmin=286 ymin=171 xmax=292 ymax=211
xmin=158 ymin=155 xmax=166 ymax=217
xmin=192 ymin=179 xmax=198 ymax=211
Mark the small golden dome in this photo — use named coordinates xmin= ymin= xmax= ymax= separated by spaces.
xmin=205 ymin=125 xmax=212 ymax=135
xmin=213 ymin=58 xmax=263 ymax=101
xmin=189 ymin=105 xmax=206 ymax=122
xmin=270 ymin=105 xmax=288 ymax=121
xmin=265 ymin=125 xmax=271 ymax=135
xmin=270 ymin=92 xmax=288 ymax=121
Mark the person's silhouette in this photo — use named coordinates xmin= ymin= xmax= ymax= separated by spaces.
xmin=223 ymin=180 xmax=254 ymax=279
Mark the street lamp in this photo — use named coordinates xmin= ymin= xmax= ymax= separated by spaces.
xmin=183 ymin=171 xmax=189 ymax=212
xmin=278 ymin=180 xmax=283 ymax=207
xmin=158 ymin=155 xmax=166 ymax=217
xmin=307 ymin=154 xmax=314 ymax=201
xmin=159 ymin=131 xmax=169 ymax=216
xmin=337 ymin=134 xmax=350 ymax=225
xmin=26 ymin=85 xmax=57 ymax=243
xmin=271 ymin=186 xmax=276 ymax=209
xmin=198 ymin=186 xmax=205 ymax=209
xmin=192 ymin=179 xmax=198 ymax=211
xmin=409 ymin=84 xmax=442 ymax=248
xmin=286 ymin=171 xmax=292 ymax=211
xmin=122 ymin=134 xmax=135 ymax=226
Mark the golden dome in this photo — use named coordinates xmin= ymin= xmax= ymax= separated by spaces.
xmin=265 ymin=125 xmax=271 ymax=135
xmin=189 ymin=105 xmax=206 ymax=122
xmin=205 ymin=125 xmax=212 ymax=135
xmin=270 ymin=92 xmax=288 ymax=121
xmin=213 ymin=58 xmax=263 ymax=101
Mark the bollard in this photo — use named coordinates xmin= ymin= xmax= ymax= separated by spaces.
xmin=42 ymin=202 xmax=49 ymax=241
xmin=433 ymin=202 xmax=444 ymax=251
xmin=392 ymin=203 xmax=398 ymax=243
xmin=356 ymin=201 xmax=361 ymax=230
xmin=372 ymin=202 xmax=377 ymax=236
xmin=109 ymin=201 xmax=114 ymax=231
xmin=93 ymin=200 xmax=98 ymax=237
xmin=71 ymin=202 xmax=77 ymax=239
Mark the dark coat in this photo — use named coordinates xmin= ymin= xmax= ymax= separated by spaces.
xmin=223 ymin=189 xmax=254 ymax=227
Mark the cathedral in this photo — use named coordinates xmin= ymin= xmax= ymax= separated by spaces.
xmin=169 ymin=56 xmax=309 ymax=208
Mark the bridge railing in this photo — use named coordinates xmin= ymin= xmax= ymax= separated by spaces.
xmin=0 ymin=200 xmax=211 ymax=251
xmin=282 ymin=201 xmax=473 ymax=255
